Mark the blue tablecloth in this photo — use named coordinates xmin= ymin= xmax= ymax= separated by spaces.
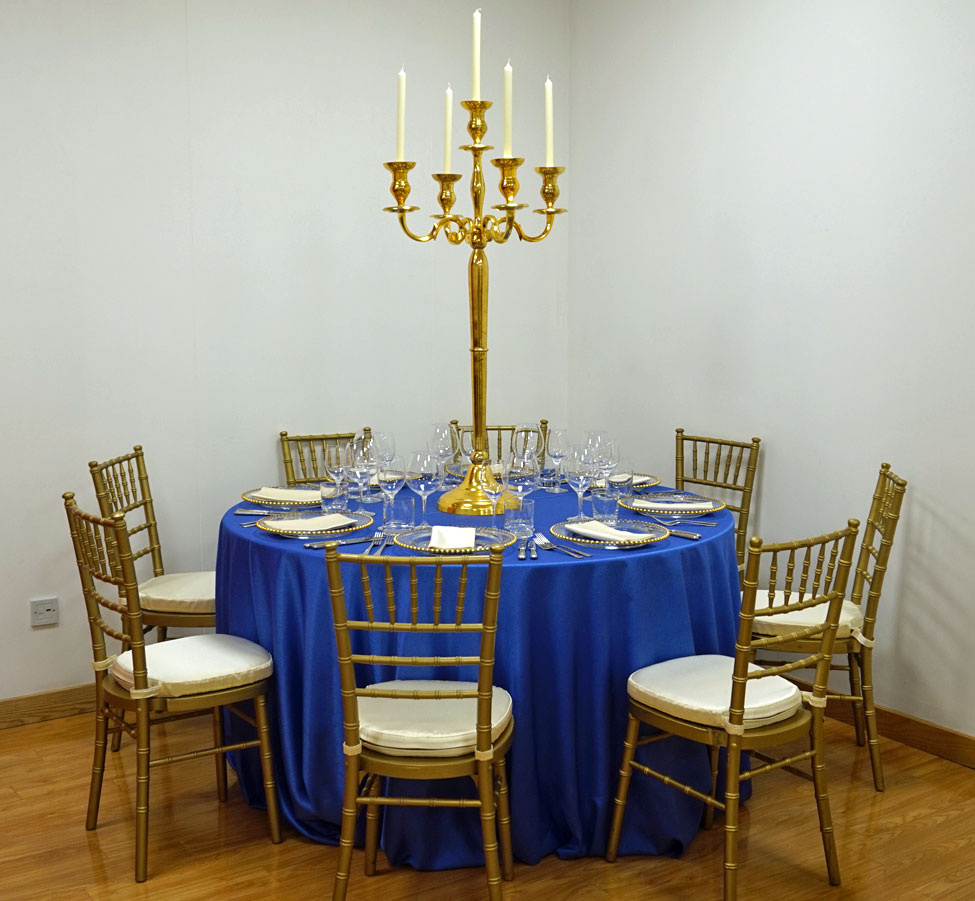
xmin=216 ymin=486 xmax=742 ymax=867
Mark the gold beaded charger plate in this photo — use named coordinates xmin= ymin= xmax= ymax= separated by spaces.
xmin=256 ymin=510 xmax=372 ymax=536
xmin=242 ymin=485 xmax=322 ymax=506
xmin=594 ymin=472 xmax=662 ymax=490
xmin=550 ymin=518 xmax=669 ymax=547
xmin=619 ymin=492 xmax=725 ymax=516
xmin=392 ymin=526 xmax=517 ymax=554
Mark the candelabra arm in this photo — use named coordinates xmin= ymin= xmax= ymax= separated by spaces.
xmin=512 ymin=213 xmax=556 ymax=243
xmin=396 ymin=212 xmax=469 ymax=243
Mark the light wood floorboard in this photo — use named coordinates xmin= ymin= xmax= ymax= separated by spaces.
xmin=0 ymin=713 xmax=972 ymax=899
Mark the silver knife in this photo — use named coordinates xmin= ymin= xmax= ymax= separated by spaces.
xmin=517 ymin=539 xmax=528 ymax=560
xmin=668 ymin=529 xmax=702 ymax=540
xmin=303 ymin=536 xmax=375 ymax=549
xmin=528 ymin=540 xmax=537 ymax=559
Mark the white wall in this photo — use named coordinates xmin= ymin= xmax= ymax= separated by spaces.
xmin=0 ymin=1 xmax=570 ymax=700
xmin=3 ymin=0 xmax=972 ymax=739
xmin=568 ymin=0 xmax=975 ymax=734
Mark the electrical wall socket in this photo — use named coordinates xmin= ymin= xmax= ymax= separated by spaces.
xmin=30 ymin=596 xmax=59 ymax=627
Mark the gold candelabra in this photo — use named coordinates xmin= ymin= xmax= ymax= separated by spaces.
xmin=384 ymin=100 xmax=565 ymax=515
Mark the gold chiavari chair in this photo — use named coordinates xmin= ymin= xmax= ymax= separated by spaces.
xmin=324 ymin=543 xmax=514 ymax=901
xmin=89 ymin=446 xmax=214 ymax=641
xmin=752 ymin=463 xmax=908 ymax=790
xmin=279 ymin=428 xmax=366 ymax=486
xmin=62 ymin=492 xmax=282 ymax=883
xmin=450 ymin=419 xmax=549 ymax=463
xmin=675 ymin=428 xmax=762 ymax=569
xmin=606 ymin=519 xmax=860 ymax=901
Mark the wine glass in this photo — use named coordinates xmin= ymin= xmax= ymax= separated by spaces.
xmin=545 ymin=427 xmax=568 ymax=493
xmin=322 ymin=442 xmax=349 ymax=511
xmin=430 ymin=422 xmax=457 ymax=484
xmin=347 ymin=444 xmax=378 ymax=511
xmin=507 ymin=454 xmax=539 ymax=503
xmin=372 ymin=431 xmax=396 ymax=465
xmin=481 ymin=456 xmax=510 ymax=530
xmin=565 ymin=445 xmax=597 ymax=522
xmin=377 ymin=454 xmax=407 ymax=526
xmin=406 ymin=451 xmax=443 ymax=528
xmin=511 ymin=422 xmax=543 ymax=463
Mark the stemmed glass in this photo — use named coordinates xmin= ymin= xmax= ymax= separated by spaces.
xmin=511 ymin=422 xmax=543 ymax=464
xmin=545 ymin=427 xmax=568 ymax=493
xmin=372 ymin=431 xmax=396 ymax=466
xmin=450 ymin=421 xmax=471 ymax=478
xmin=430 ymin=422 xmax=457 ymax=485
xmin=406 ymin=451 xmax=443 ymax=528
xmin=481 ymin=457 xmax=510 ymax=529
xmin=376 ymin=454 xmax=407 ymax=526
xmin=322 ymin=443 xmax=349 ymax=512
xmin=565 ymin=445 xmax=597 ymax=522
xmin=347 ymin=444 xmax=378 ymax=511
xmin=507 ymin=454 xmax=539 ymax=504
xmin=585 ymin=431 xmax=618 ymax=483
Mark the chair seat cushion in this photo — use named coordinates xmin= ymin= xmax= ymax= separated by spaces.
xmin=139 ymin=570 xmax=216 ymax=615
xmin=111 ymin=633 xmax=272 ymax=698
xmin=752 ymin=594 xmax=864 ymax=639
xmin=358 ymin=679 xmax=513 ymax=758
xmin=627 ymin=654 xmax=801 ymax=729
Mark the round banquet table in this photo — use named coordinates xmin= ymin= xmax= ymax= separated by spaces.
xmin=216 ymin=485 xmax=742 ymax=868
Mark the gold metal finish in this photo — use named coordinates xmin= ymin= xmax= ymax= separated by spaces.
xmin=89 ymin=445 xmax=214 ymax=639
xmin=675 ymin=429 xmax=762 ymax=569
xmin=606 ymin=519 xmax=860 ymax=900
xmin=62 ymin=493 xmax=281 ymax=883
xmin=384 ymin=97 xmax=565 ymax=514
xmin=324 ymin=544 xmax=513 ymax=901
xmin=279 ymin=429 xmax=362 ymax=486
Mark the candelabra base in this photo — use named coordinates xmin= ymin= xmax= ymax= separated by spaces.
xmin=437 ymin=462 xmax=519 ymax=515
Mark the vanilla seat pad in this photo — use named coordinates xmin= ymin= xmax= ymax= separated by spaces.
xmin=111 ymin=633 xmax=272 ymax=697
xmin=751 ymin=591 xmax=863 ymax=639
xmin=139 ymin=570 xmax=216 ymax=614
xmin=358 ymin=679 xmax=513 ymax=757
xmin=627 ymin=655 xmax=801 ymax=729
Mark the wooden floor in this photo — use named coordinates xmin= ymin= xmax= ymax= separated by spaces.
xmin=1 ymin=713 xmax=972 ymax=900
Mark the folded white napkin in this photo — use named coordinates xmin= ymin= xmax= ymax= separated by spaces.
xmin=429 ymin=525 xmax=477 ymax=549
xmin=631 ymin=497 xmax=714 ymax=512
xmin=565 ymin=520 xmax=647 ymax=542
xmin=265 ymin=513 xmax=355 ymax=532
xmin=253 ymin=486 xmax=319 ymax=502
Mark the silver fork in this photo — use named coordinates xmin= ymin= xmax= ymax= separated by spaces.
xmin=648 ymin=514 xmax=717 ymax=528
xmin=533 ymin=531 xmax=592 ymax=558
xmin=362 ymin=528 xmax=385 ymax=555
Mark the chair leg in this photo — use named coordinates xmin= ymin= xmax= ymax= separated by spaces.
xmin=363 ymin=775 xmax=382 ymax=876
xmin=810 ymin=710 xmax=842 ymax=885
xmin=110 ymin=709 xmax=125 ymax=752
xmin=860 ymin=647 xmax=885 ymax=791
xmin=475 ymin=757 xmax=503 ymax=901
xmin=848 ymin=651 xmax=866 ymax=746
xmin=253 ymin=694 xmax=282 ymax=843
xmin=86 ymin=701 xmax=109 ymax=830
xmin=606 ymin=713 xmax=640 ymax=862
xmin=213 ymin=707 xmax=228 ymax=802
xmin=156 ymin=625 xmax=168 ymax=642
xmin=135 ymin=705 xmax=151 ymax=883
xmin=332 ymin=757 xmax=361 ymax=901
xmin=495 ymin=755 xmax=514 ymax=881
xmin=722 ymin=738 xmax=742 ymax=901
xmin=703 ymin=745 xmax=720 ymax=829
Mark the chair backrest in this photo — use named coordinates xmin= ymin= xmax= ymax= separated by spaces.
xmin=849 ymin=463 xmax=908 ymax=642
xmin=450 ymin=420 xmax=549 ymax=463
xmin=324 ymin=544 xmax=505 ymax=758
xmin=735 ymin=520 xmax=860 ymax=728
xmin=89 ymin=445 xmax=165 ymax=578
xmin=675 ymin=428 xmax=761 ymax=566
xmin=63 ymin=491 xmax=149 ymax=691
xmin=279 ymin=429 xmax=365 ymax=486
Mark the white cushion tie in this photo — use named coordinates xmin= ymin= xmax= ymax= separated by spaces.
xmin=801 ymin=691 xmax=828 ymax=708
xmin=92 ymin=655 xmax=117 ymax=672
xmin=850 ymin=627 xmax=875 ymax=648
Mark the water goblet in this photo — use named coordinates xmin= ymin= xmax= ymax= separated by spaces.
xmin=431 ymin=422 xmax=457 ymax=484
xmin=545 ymin=427 xmax=569 ymax=493
xmin=565 ymin=445 xmax=597 ymax=522
xmin=372 ymin=431 xmax=396 ymax=465
xmin=481 ymin=457 xmax=510 ymax=530
xmin=508 ymin=454 xmax=539 ymax=503
xmin=377 ymin=454 xmax=407 ymax=527
xmin=323 ymin=443 xmax=349 ymax=511
xmin=511 ymin=422 xmax=543 ymax=464
xmin=407 ymin=451 xmax=443 ymax=528
xmin=347 ymin=445 xmax=377 ymax=511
